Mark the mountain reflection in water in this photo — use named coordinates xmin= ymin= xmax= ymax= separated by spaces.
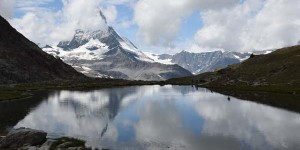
xmin=5 ymin=85 xmax=300 ymax=150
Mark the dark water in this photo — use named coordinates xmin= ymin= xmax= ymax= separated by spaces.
xmin=1 ymin=85 xmax=300 ymax=150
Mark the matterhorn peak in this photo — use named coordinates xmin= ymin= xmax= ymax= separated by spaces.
xmin=99 ymin=10 xmax=107 ymax=24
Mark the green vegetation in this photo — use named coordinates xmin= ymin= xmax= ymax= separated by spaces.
xmin=0 ymin=88 xmax=32 ymax=101
xmin=0 ymin=79 xmax=159 ymax=101
xmin=50 ymin=137 xmax=87 ymax=150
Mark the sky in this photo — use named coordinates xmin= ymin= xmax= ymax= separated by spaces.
xmin=0 ymin=0 xmax=300 ymax=54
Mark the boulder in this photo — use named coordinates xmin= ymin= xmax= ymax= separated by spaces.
xmin=0 ymin=127 xmax=47 ymax=149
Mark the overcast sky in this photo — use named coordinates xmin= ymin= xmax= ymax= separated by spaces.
xmin=0 ymin=0 xmax=300 ymax=54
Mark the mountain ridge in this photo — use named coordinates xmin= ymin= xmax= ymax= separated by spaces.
xmin=0 ymin=15 xmax=85 ymax=84
xmin=145 ymin=50 xmax=251 ymax=74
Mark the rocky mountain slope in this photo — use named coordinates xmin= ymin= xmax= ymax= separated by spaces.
xmin=168 ymin=45 xmax=300 ymax=90
xmin=43 ymin=23 xmax=192 ymax=81
xmin=0 ymin=15 xmax=85 ymax=84
xmin=145 ymin=51 xmax=252 ymax=74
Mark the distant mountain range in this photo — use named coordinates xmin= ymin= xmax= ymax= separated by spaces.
xmin=145 ymin=51 xmax=252 ymax=74
xmin=43 ymin=20 xmax=192 ymax=81
xmin=0 ymin=15 xmax=84 ymax=84
xmin=168 ymin=45 xmax=300 ymax=89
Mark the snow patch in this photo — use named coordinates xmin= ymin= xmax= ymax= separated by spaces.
xmin=143 ymin=52 xmax=174 ymax=65
xmin=263 ymin=50 xmax=273 ymax=54
xmin=119 ymin=40 xmax=138 ymax=53
xmin=43 ymin=39 xmax=110 ymax=61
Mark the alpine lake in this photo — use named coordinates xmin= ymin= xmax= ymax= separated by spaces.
xmin=0 ymin=85 xmax=300 ymax=150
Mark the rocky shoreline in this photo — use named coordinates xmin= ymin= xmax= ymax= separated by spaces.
xmin=0 ymin=128 xmax=94 ymax=150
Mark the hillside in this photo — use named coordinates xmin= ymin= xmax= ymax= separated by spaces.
xmin=0 ymin=15 xmax=85 ymax=84
xmin=167 ymin=45 xmax=300 ymax=92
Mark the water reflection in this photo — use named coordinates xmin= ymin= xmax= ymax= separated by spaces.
xmin=8 ymin=86 xmax=300 ymax=149
xmin=0 ymin=92 xmax=48 ymax=135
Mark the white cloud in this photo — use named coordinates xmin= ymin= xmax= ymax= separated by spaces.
xmin=5 ymin=0 xmax=300 ymax=52
xmin=133 ymin=0 xmax=300 ymax=52
xmin=0 ymin=0 xmax=15 ymax=19
xmin=194 ymin=0 xmax=300 ymax=52
xmin=10 ymin=12 xmax=57 ymax=46
xmin=105 ymin=0 xmax=137 ymax=6
xmin=60 ymin=0 xmax=106 ymax=31
xmin=133 ymin=0 xmax=239 ymax=46
xmin=16 ymin=0 xmax=53 ymax=6
xmin=102 ymin=5 xmax=118 ymax=24
xmin=9 ymin=0 xmax=107 ymax=46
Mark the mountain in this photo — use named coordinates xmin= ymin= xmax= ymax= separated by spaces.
xmin=167 ymin=45 xmax=300 ymax=90
xmin=43 ymin=25 xmax=192 ymax=81
xmin=145 ymin=51 xmax=251 ymax=74
xmin=0 ymin=15 xmax=85 ymax=84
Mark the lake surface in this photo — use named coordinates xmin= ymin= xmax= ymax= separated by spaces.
xmin=1 ymin=85 xmax=300 ymax=150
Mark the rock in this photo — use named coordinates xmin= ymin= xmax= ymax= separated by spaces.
xmin=39 ymin=139 xmax=57 ymax=150
xmin=0 ymin=128 xmax=93 ymax=150
xmin=0 ymin=127 xmax=47 ymax=149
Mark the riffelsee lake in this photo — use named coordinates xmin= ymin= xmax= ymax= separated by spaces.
xmin=1 ymin=85 xmax=300 ymax=150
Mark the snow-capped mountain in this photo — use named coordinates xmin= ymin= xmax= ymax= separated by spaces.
xmin=43 ymin=26 xmax=192 ymax=80
xmin=145 ymin=51 xmax=252 ymax=74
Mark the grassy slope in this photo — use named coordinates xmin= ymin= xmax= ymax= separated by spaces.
xmin=167 ymin=45 xmax=300 ymax=94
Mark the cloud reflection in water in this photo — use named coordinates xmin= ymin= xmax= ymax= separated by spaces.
xmin=15 ymin=85 xmax=300 ymax=150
